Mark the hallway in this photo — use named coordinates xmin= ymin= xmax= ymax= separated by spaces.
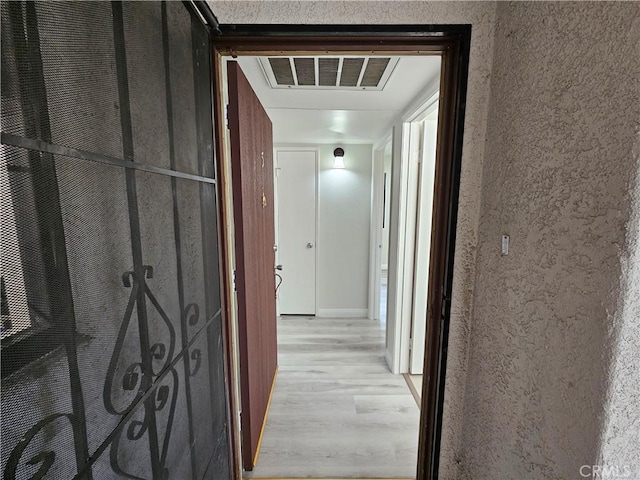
xmin=245 ymin=316 xmax=419 ymax=478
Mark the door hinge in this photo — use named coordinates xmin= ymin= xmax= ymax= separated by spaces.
xmin=225 ymin=104 xmax=230 ymax=129
xmin=232 ymin=269 xmax=237 ymax=292
xmin=409 ymin=336 xmax=413 ymax=351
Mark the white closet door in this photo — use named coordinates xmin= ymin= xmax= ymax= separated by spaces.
xmin=276 ymin=150 xmax=317 ymax=315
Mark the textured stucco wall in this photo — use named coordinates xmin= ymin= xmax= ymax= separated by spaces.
xmin=208 ymin=3 xmax=497 ymax=476
xmin=461 ymin=2 xmax=640 ymax=479
xmin=599 ymin=123 xmax=640 ymax=474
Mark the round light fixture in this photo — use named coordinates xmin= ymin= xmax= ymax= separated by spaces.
xmin=333 ymin=147 xmax=345 ymax=169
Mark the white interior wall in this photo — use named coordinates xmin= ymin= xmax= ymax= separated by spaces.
xmin=275 ymin=143 xmax=373 ymax=317
xmin=318 ymin=144 xmax=373 ymax=316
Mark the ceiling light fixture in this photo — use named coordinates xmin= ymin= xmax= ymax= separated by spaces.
xmin=333 ymin=147 xmax=345 ymax=169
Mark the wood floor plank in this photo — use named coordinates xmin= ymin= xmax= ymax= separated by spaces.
xmin=276 ymin=365 xmax=394 ymax=376
xmin=353 ymin=395 xmax=419 ymax=415
xmin=245 ymin=316 xmax=419 ymax=479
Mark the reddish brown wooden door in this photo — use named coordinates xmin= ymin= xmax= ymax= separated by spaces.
xmin=227 ymin=61 xmax=278 ymax=471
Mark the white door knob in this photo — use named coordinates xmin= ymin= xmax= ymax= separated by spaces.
xmin=306 ymin=242 xmax=314 ymax=249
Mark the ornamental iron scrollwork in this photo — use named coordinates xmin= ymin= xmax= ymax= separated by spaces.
xmin=105 ymin=266 xmax=181 ymax=479
xmin=4 ymin=413 xmax=77 ymax=480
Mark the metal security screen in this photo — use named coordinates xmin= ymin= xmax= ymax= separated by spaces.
xmin=0 ymin=2 xmax=230 ymax=479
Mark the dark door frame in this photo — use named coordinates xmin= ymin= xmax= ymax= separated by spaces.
xmin=208 ymin=22 xmax=471 ymax=480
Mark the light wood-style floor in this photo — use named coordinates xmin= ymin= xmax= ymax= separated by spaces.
xmin=245 ymin=316 xmax=419 ymax=479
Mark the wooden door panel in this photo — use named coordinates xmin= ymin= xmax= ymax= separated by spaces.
xmin=227 ymin=61 xmax=277 ymax=471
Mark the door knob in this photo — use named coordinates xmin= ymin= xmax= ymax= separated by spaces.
xmin=306 ymin=242 xmax=314 ymax=249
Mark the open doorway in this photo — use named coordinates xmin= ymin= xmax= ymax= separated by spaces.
xmin=399 ymin=104 xmax=441 ymax=407
xmin=225 ymin=53 xmax=441 ymax=477
xmin=369 ymin=89 xmax=441 ymax=386
xmin=211 ymin=25 xmax=470 ymax=480
xmin=370 ymin=138 xmax=393 ymax=328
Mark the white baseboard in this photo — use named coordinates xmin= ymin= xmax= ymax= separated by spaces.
xmin=317 ymin=308 xmax=368 ymax=318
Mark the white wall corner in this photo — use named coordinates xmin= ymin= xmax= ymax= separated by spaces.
xmin=384 ymin=348 xmax=398 ymax=374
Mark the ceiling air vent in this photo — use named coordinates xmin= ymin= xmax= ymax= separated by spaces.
xmin=261 ymin=56 xmax=399 ymax=91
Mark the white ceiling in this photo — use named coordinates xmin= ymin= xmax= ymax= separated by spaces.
xmin=234 ymin=56 xmax=441 ymax=145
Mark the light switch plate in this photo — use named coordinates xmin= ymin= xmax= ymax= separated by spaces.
xmin=501 ymin=235 xmax=509 ymax=256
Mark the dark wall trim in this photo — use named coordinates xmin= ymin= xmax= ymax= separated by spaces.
xmin=218 ymin=23 xmax=470 ymax=36
xmin=210 ymin=43 xmax=240 ymax=480
xmin=420 ymin=26 xmax=471 ymax=479
xmin=210 ymin=24 xmax=471 ymax=480
xmin=436 ymin=27 xmax=471 ymax=474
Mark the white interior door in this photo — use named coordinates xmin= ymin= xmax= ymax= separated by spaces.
xmin=368 ymin=147 xmax=385 ymax=321
xmin=410 ymin=118 xmax=438 ymax=374
xmin=276 ymin=150 xmax=317 ymax=315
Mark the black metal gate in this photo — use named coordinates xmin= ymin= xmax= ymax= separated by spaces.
xmin=0 ymin=2 xmax=231 ymax=478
